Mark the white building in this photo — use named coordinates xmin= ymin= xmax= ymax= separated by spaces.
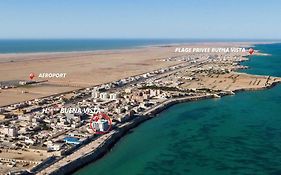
xmin=91 ymin=88 xmax=100 ymax=99
xmin=92 ymin=119 xmax=109 ymax=132
xmin=125 ymin=88 xmax=132 ymax=94
xmin=149 ymin=89 xmax=161 ymax=97
xmin=99 ymin=92 xmax=108 ymax=100
xmin=109 ymin=93 xmax=119 ymax=100
xmin=1 ymin=126 xmax=18 ymax=137
xmin=47 ymin=143 xmax=63 ymax=151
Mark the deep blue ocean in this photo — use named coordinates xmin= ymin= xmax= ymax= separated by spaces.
xmin=0 ymin=39 xmax=197 ymax=53
xmin=73 ymin=43 xmax=281 ymax=175
xmin=0 ymin=39 xmax=278 ymax=54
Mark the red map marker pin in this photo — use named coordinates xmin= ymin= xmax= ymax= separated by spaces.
xmin=90 ymin=112 xmax=112 ymax=135
xmin=29 ymin=73 xmax=35 ymax=80
xmin=248 ymin=48 xmax=254 ymax=55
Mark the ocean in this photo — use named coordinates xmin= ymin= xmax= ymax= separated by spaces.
xmin=0 ymin=39 xmax=277 ymax=54
xmin=0 ymin=39 xmax=198 ymax=53
xmin=73 ymin=43 xmax=281 ymax=175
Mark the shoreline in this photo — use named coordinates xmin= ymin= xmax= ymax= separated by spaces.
xmin=0 ymin=40 xmax=277 ymax=56
xmin=1 ymin=42 xmax=280 ymax=174
xmin=43 ymin=81 xmax=281 ymax=175
xmin=35 ymin=45 xmax=281 ymax=174
xmin=36 ymin=94 xmax=216 ymax=175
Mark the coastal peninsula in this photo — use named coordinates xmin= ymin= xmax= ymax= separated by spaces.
xmin=0 ymin=43 xmax=280 ymax=175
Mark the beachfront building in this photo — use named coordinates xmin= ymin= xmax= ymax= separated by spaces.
xmin=92 ymin=119 xmax=109 ymax=132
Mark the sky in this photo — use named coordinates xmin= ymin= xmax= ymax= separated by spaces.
xmin=0 ymin=0 xmax=280 ymax=39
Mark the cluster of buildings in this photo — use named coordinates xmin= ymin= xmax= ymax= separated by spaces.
xmin=0 ymin=58 xmax=190 ymax=157
xmin=0 ymin=52 xmax=248 ymax=174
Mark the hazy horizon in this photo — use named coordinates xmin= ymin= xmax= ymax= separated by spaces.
xmin=0 ymin=38 xmax=280 ymax=41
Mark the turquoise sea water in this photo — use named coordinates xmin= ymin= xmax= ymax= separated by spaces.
xmin=240 ymin=43 xmax=281 ymax=76
xmin=73 ymin=43 xmax=281 ymax=175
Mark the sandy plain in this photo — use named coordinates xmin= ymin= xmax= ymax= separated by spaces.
xmin=0 ymin=42 xmax=255 ymax=106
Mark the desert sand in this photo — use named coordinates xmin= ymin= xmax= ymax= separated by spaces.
xmin=0 ymin=42 xmax=255 ymax=106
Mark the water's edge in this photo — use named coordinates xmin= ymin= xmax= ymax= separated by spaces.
xmin=65 ymin=83 xmax=281 ymax=175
